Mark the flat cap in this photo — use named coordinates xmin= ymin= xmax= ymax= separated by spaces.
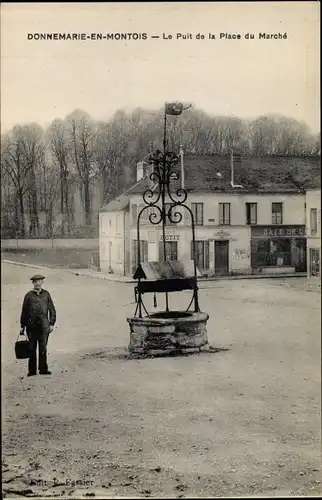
xmin=30 ymin=274 xmax=45 ymax=281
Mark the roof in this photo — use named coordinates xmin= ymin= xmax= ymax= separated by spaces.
xmin=128 ymin=155 xmax=321 ymax=195
xmin=100 ymin=177 xmax=151 ymax=212
xmin=100 ymin=155 xmax=321 ymax=211
xmin=125 ymin=177 xmax=151 ymax=196
xmin=100 ymin=194 xmax=129 ymax=212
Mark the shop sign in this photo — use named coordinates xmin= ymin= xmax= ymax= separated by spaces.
xmin=252 ymin=225 xmax=306 ymax=238
xmin=160 ymin=234 xmax=180 ymax=241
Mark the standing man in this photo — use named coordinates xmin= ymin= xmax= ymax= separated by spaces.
xmin=20 ymin=274 xmax=56 ymax=377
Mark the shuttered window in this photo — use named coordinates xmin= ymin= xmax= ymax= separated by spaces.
xmin=219 ymin=203 xmax=231 ymax=225
xmin=310 ymin=208 xmax=318 ymax=235
xmin=191 ymin=241 xmax=210 ymax=270
xmin=246 ymin=203 xmax=257 ymax=225
xmin=272 ymin=203 xmax=283 ymax=224
xmin=159 ymin=241 xmax=178 ymax=261
xmin=191 ymin=203 xmax=204 ymax=226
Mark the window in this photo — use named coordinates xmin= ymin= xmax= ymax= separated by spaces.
xmin=272 ymin=203 xmax=283 ymax=224
xmin=219 ymin=203 xmax=231 ymax=225
xmin=251 ymin=239 xmax=291 ymax=268
xmin=159 ymin=241 xmax=178 ymax=261
xmin=191 ymin=203 xmax=204 ymax=226
xmin=246 ymin=203 xmax=257 ymax=225
xmin=132 ymin=240 xmax=148 ymax=273
xmin=191 ymin=241 xmax=210 ymax=270
xmin=310 ymin=208 xmax=318 ymax=235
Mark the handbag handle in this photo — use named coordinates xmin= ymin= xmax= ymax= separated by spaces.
xmin=16 ymin=330 xmax=29 ymax=342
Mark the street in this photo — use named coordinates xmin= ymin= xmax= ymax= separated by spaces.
xmin=2 ymin=262 xmax=321 ymax=498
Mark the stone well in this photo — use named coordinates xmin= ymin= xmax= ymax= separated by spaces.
xmin=127 ymin=310 xmax=209 ymax=355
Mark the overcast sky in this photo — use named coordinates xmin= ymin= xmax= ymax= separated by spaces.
xmin=1 ymin=2 xmax=320 ymax=133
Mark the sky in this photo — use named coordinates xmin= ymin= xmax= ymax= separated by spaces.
xmin=1 ymin=2 xmax=320 ymax=133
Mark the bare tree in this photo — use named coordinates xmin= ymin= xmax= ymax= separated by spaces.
xmin=0 ymin=168 xmax=16 ymax=237
xmin=249 ymin=115 xmax=318 ymax=155
xmin=67 ymin=111 xmax=96 ymax=231
xmin=313 ymin=132 xmax=321 ymax=155
xmin=37 ymin=154 xmax=60 ymax=237
xmin=1 ymin=125 xmax=43 ymax=237
xmin=23 ymin=124 xmax=45 ymax=237
xmin=47 ymin=119 xmax=73 ymax=235
xmin=95 ymin=121 xmax=128 ymax=204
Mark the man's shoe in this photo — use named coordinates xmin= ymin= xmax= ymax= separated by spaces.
xmin=39 ymin=371 xmax=52 ymax=375
xmin=27 ymin=373 xmax=37 ymax=377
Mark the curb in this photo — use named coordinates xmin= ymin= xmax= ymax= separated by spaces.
xmin=2 ymin=260 xmax=50 ymax=270
xmin=199 ymin=273 xmax=307 ymax=282
xmin=1 ymin=259 xmax=134 ymax=283
xmin=2 ymin=259 xmax=307 ymax=284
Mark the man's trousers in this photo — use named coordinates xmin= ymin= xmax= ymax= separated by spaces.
xmin=26 ymin=326 xmax=50 ymax=374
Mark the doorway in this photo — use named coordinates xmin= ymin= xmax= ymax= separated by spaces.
xmin=292 ymin=238 xmax=307 ymax=272
xmin=215 ymin=240 xmax=229 ymax=275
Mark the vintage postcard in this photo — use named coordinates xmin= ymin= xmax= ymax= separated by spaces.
xmin=1 ymin=2 xmax=320 ymax=499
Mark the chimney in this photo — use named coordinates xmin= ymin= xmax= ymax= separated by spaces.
xmin=136 ymin=161 xmax=144 ymax=182
xmin=179 ymin=145 xmax=185 ymax=189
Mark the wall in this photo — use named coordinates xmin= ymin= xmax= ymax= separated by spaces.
xmin=187 ymin=192 xmax=305 ymax=226
xmin=130 ymin=192 xmax=305 ymax=227
xmin=305 ymin=189 xmax=321 ymax=277
xmin=99 ymin=211 xmax=125 ymax=274
xmin=1 ymin=238 xmax=98 ymax=250
xmin=306 ymin=189 xmax=321 ymax=240
xmin=124 ymin=212 xmax=131 ymax=275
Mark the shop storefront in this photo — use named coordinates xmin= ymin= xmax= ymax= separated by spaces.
xmin=251 ymin=225 xmax=307 ymax=272
xmin=130 ymin=226 xmax=251 ymax=277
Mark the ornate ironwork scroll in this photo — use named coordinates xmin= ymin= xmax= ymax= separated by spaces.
xmin=135 ymin=148 xmax=200 ymax=317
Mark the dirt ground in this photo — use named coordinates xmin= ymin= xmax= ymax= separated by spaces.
xmin=2 ymin=262 xmax=321 ymax=498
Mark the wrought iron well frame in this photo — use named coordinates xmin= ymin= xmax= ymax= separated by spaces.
xmin=134 ymin=120 xmax=200 ymax=318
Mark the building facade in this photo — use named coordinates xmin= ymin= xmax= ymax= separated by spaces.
xmin=99 ymin=195 xmax=130 ymax=275
xmin=99 ymin=155 xmax=315 ymax=277
xmin=126 ymin=191 xmax=306 ymax=276
xmin=305 ymin=188 xmax=321 ymax=278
